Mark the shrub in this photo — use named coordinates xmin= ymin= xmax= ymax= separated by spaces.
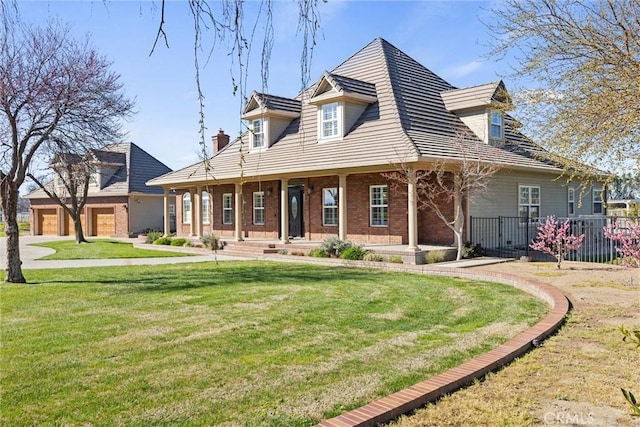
xmin=425 ymin=249 xmax=448 ymax=264
xmin=604 ymin=221 xmax=640 ymax=268
xmin=145 ymin=230 xmax=163 ymax=244
xmin=18 ymin=221 xmax=30 ymax=232
xmin=153 ymin=237 xmax=172 ymax=245
xmin=200 ymin=234 xmax=220 ymax=251
xmin=308 ymin=248 xmax=328 ymax=258
xmin=340 ymin=246 xmax=368 ymax=260
xmin=388 ymin=255 xmax=403 ymax=264
xmin=461 ymin=242 xmax=483 ymax=259
xmin=363 ymin=252 xmax=386 ymax=262
xmin=170 ymin=238 xmax=188 ymax=247
xmin=530 ymin=215 xmax=585 ymax=269
xmin=278 ymin=249 xmax=288 ymax=255
xmin=320 ymin=236 xmax=354 ymax=258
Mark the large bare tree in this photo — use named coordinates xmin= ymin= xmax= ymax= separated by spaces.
xmin=486 ymin=0 xmax=640 ymax=177
xmin=0 ymin=9 xmax=134 ymax=282
xmin=385 ymin=133 xmax=500 ymax=261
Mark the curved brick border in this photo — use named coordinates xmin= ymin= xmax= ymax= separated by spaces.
xmin=315 ymin=266 xmax=570 ymax=427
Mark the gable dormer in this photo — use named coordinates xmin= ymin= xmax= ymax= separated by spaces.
xmin=441 ymin=80 xmax=511 ymax=145
xmin=309 ymin=72 xmax=377 ymax=142
xmin=242 ymin=91 xmax=301 ymax=151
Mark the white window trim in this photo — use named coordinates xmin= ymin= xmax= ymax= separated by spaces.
xmin=593 ymin=188 xmax=604 ymax=215
xmin=370 ymin=185 xmax=388 ymax=227
xmin=518 ymin=185 xmax=540 ymax=224
xmin=318 ymin=102 xmax=343 ymax=142
xmin=202 ymin=191 xmax=210 ymax=224
xmin=222 ymin=193 xmax=233 ymax=225
xmin=183 ymin=193 xmax=192 ymax=224
xmin=322 ymin=187 xmax=338 ymax=227
xmin=253 ymin=191 xmax=265 ymax=225
xmin=251 ymin=118 xmax=266 ymax=150
xmin=489 ymin=110 xmax=504 ymax=140
xmin=568 ymin=187 xmax=575 ymax=216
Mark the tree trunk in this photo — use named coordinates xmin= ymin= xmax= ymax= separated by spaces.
xmin=2 ymin=184 xmax=26 ymax=283
xmin=73 ymin=216 xmax=88 ymax=243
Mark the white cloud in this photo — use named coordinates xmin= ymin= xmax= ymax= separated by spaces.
xmin=448 ymin=60 xmax=484 ymax=78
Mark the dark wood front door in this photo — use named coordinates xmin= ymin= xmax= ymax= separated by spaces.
xmin=288 ymin=186 xmax=304 ymax=238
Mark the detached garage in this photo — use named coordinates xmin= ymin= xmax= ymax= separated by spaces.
xmin=25 ymin=142 xmax=174 ymax=238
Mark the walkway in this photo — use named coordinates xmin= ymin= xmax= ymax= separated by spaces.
xmin=0 ymin=236 xmax=248 ymax=270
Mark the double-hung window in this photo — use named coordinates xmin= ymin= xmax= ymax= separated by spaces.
xmin=253 ymin=191 xmax=265 ymax=225
xmin=593 ymin=188 xmax=604 ymax=214
xmin=183 ymin=193 xmax=192 ymax=224
xmin=370 ymin=185 xmax=388 ymax=227
xmin=519 ymin=185 xmax=540 ymax=223
xmin=490 ymin=110 xmax=504 ymax=139
xmin=321 ymin=103 xmax=339 ymax=139
xmin=323 ymin=188 xmax=338 ymax=226
xmin=252 ymin=119 xmax=265 ymax=149
xmin=201 ymin=191 xmax=210 ymax=224
xmin=222 ymin=193 xmax=233 ymax=225
xmin=568 ymin=187 xmax=575 ymax=216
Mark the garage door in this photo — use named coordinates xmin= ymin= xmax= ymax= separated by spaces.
xmin=38 ymin=209 xmax=58 ymax=235
xmin=92 ymin=208 xmax=115 ymax=236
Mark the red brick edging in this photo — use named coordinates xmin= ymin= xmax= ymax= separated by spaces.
xmin=315 ymin=267 xmax=570 ymax=427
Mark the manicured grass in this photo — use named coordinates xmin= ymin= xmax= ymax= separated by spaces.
xmin=0 ymin=221 xmax=30 ymax=237
xmin=0 ymin=262 xmax=547 ymax=426
xmin=31 ymin=239 xmax=192 ymax=260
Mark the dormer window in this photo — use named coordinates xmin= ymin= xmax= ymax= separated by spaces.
xmin=89 ymin=169 xmax=99 ymax=187
xmin=490 ymin=110 xmax=504 ymax=140
xmin=322 ymin=103 xmax=339 ymax=138
xmin=251 ymin=119 xmax=265 ymax=149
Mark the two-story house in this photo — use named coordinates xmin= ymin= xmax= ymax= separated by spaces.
xmin=147 ymin=38 xmax=604 ymax=256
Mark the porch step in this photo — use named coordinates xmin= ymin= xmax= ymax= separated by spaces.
xmin=221 ymin=240 xmax=317 ymax=256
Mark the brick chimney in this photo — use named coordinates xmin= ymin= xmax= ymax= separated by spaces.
xmin=212 ymin=129 xmax=230 ymax=154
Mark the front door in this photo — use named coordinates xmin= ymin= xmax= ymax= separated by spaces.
xmin=288 ymin=186 xmax=304 ymax=238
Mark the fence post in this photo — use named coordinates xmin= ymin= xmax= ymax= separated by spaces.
xmin=526 ymin=219 xmax=530 ymax=257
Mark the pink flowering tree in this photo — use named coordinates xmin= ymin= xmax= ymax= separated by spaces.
xmin=603 ymin=220 xmax=640 ymax=268
xmin=530 ymin=215 xmax=585 ymax=269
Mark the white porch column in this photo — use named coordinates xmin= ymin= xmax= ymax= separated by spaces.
xmin=188 ymin=189 xmax=195 ymax=236
xmin=338 ymin=174 xmax=348 ymax=240
xmin=195 ymin=186 xmax=203 ymax=237
xmin=234 ymin=183 xmax=243 ymax=241
xmin=407 ymin=169 xmax=419 ymax=251
xmin=281 ymin=179 xmax=289 ymax=243
xmin=163 ymin=188 xmax=171 ymax=236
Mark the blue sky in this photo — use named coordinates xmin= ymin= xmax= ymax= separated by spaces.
xmin=19 ymin=0 xmax=512 ymax=171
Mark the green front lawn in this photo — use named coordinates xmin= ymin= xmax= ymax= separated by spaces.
xmin=1 ymin=262 xmax=547 ymax=426
xmin=31 ymin=239 xmax=192 ymax=260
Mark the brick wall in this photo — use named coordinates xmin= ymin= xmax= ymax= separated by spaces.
xmin=172 ymin=172 xmax=460 ymax=245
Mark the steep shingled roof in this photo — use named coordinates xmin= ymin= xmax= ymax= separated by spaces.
xmin=25 ymin=142 xmax=172 ymax=199
xmin=243 ymin=92 xmax=301 ymax=115
xmin=148 ymin=38 xmax=563 ymax=188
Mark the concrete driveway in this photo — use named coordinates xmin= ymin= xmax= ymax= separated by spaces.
xmin=0 ymin=235 xmax=248 ymax=270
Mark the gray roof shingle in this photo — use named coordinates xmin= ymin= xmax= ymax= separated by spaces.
xmin=148 ymin=38 xmax=566 ymax=188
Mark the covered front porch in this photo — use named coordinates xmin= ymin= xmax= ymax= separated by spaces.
xmin=154 ymin=167 xmax=462 ymax=265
